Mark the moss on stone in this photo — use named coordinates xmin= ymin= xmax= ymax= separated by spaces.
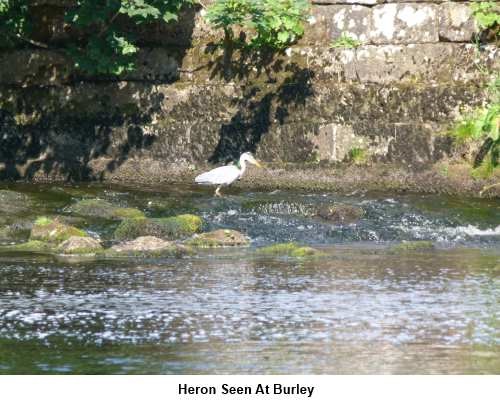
xmin=113 ymin=214 xmax=203 ymax=241
xmin=30 ymin=217 xmax=88 ymax=243
xmin=70 ymin=199 xmax=145 ymax=220
xmin=0 ymin=240 xmax=54 ymax=254
xmin=257 ymin=242 xmax=321 ymax=257
xmin=56 ymin=236 xmax=103 ymax=255
xmin=187 ymin=229 xmax=249 ymax=247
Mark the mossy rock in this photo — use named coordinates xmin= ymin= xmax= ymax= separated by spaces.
xmin=316 ymin=204 xmax=364 ymax=224
xmin=0 ymin=240 xmax=54 ymax=254
xmin=0 ymin=220 xmax=32 ymax=241
xmin=187 ymin=229 xmax=250 ymax=247
xmin=57 ymin=236 xmax=103 ymax=255
xmin=0 ymin=190 xmax=33 ymax=215
xmin=30 ymin=217 xmax=88 ymax=243
xmin=69 ymin=199 xmax=145 ymax=220
xmin=105 ymin=236 xmax=193 ymax=258
xmin=257 ymin=242 xmax=322 ymax=257
xmin=389 ymin=241 xmax=435 ymax=253
xmin=114 ymin=214 xmax=203 ymax=241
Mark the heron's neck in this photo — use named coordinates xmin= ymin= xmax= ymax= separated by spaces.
xmin=238 ymin=158 xmax=247 ymax=175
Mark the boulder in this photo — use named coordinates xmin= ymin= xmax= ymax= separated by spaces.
xmin=57 ymin=236 xmax=103 ymax=254
xmin=30 ymin=217 xmax=88 ymax=243
xmin=69 ymin=199 xmax=145 ymax=220
xmin=188 ymin=229 xmax=250 ymax=247
xmin=108 ymin=236 xmax=191 ymax=257
xmin=114 ymin=214 xmax=203 ymax=241
xmin=257 ymin=242 xmax=322 ymax=257
xmin=316 ymin=204 xmax=364 ymax=224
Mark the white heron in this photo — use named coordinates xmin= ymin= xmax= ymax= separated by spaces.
xmin=195 ymin=152 xmax=263 ymax=197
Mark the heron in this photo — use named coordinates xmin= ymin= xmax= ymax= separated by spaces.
xmin=195 ymin=152 xmax=263 ymax=197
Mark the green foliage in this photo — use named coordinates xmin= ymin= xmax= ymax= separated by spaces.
xmin=347 ymin=147 xmax=368 ymax=165
xmin=330 ymin=32 xmax=362 ymax=49
xmin=65 ymin=0 xmax=192 ymax=75
xmin=205 ymin=0 xmax=310 ymax=50
xmin=450 ymin=76 xmax=499 ymax=175
xmin=0 ymin=0 xmax=30 ymax=48
xmin=470 ymin=1 xmax=500 ymax=31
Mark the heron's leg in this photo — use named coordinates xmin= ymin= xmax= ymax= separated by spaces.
xmin=215 ymin=186 xmax=223 ymax=197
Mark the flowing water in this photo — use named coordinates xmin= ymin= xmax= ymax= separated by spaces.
xmin=0 ymin=183 xmax=499 ymax=374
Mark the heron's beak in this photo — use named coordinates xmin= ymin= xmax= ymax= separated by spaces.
xmin=253 ymin=160 xmax=263 ymax=168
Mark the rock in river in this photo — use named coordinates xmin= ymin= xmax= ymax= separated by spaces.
xmin=57 ymin=236 xmax=103 ymax=255
xmin=257 ymin=242 xmax=322 ymax=257
xmin=114 ymin=214 xmax=203 ymax=241
xmin=30 ymin=216 xmax=88 ymax=243
xmin=188 ymin=229 xmax=250 ymax=247
xmin=108 ymin=236 xmax=191 ymax=257
xmin=69 ymin=198 xmax=145 ymax=220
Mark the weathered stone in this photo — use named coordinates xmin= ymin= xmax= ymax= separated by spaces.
xmin=316 ymin=204 xmax=364 ymax=224
xmin=0 ymin=50 xmax=72 ymax=86
xmin=57 ymin=236 xmax=103 ymax=254
xmin=108 ymin=236 xmax=191 ymax=257
xmin=69 ymin=199 xmax=144 ymax=220
xmin=438 ymin=2 xmax=476 ymax=42
xmin=370 ymin=3 xmax=439 ymax=44
xmin=30 ymin=217 xmax=88 ymax=243
xmin=333 ymin=43 xmax=495 ymax=84
xmin=311 ymin=124 xmax=366 ymax=162
xmin=188 ymin=229 xmax=250 ymax=247
xmin=325 ymin=5 xmax=372 ymax=43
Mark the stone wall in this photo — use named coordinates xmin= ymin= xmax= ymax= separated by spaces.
xmin=0 ymin=1 xmax=498 ymax=183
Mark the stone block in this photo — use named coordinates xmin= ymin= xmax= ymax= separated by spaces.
xmin=324 ymin=5 xmax=372 ymax=43
xmin=0 ymin=50 xmax=73 ymax=86
xmin=370 ymin=3 xmax=439 ymax=44
xmin=438 ymin=2 xmax=476 ymax=42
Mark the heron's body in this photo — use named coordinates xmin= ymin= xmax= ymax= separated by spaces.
xmin=195 ymin=152 xmax=262 ymax=196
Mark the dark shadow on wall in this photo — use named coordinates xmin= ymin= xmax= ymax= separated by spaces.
xmin=0 ymin=4 xmax=198 ymax=181
xmin=205 ymin=43 xmax=315 ymax=164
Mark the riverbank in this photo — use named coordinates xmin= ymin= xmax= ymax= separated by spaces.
xmin=15 ymin=158 xmax=500 ymax=198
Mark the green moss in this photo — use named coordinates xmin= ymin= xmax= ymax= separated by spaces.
xmin=0 ymin=240 xmax=54 ymax=253
xmin=114 ymin=214 xmax=203 ymax=241
xmin=257 ymin=242 xmax=321 ymax=257
xmin=70 ymin=199 xmax=145 ymax=220
xmin=389 ymin=241 xmax=435 ymax=253
xmin=34 ymin=216 xmax=53 ymax=226
xmin=112 ymin=207 xmax=146 ymax=219
xmin=30 ymin=218 xmax=88 ymax=243
xmin=59 ymin=246 xmax=104 ymax=255
xmin=187 ymin=229 xmax=249 ymax=247
xmin=347 ymin=148 xmax=368 ymax=165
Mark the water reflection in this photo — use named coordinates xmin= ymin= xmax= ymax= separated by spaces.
xmin=0 ymin=247 xmax=499 ymax=373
